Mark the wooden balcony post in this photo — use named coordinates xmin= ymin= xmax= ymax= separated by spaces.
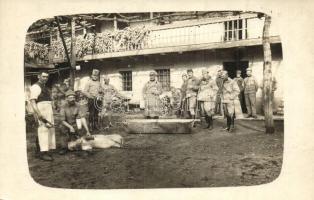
xmin=70 ymin=17 xmax=76 ymax=90
xmin=262 ymin=14 xmax=275 ymax=134
xmin=114 ymin=15 xmax=118 ymax=31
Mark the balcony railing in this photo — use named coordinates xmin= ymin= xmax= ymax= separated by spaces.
xmin=25 ymin=16 xmax=265 ymax=64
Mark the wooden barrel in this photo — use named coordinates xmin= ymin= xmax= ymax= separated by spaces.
xmin=123 ymin=119 xmax=195 ymax=134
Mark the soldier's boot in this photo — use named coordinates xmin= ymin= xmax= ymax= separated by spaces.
xmin=225 ymin=116 xmax=231 ymax=132
xmin=35 ymin=137 xmax=40 ymax=158
xmin=229 ymin=116 xmax=235 ymax=132
xmin=208 ymin=116 xmax=213 ymax=130
xmin=191 ymin=115 xmax=196 ymax=127
xmin=228 ymin=116 xmax=235 ymax=133
xmin=201 ymin=116 xmax=208 ymax=129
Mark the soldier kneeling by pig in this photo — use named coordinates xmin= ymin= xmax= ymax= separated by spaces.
xmin=58 ymin=90 xmax=123 ymax=156
xmin=58 ymin=90 xmax=92 ymax=156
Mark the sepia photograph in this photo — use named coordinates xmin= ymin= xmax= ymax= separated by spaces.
xmin=23 ymin=11 xmax=285 ymax=189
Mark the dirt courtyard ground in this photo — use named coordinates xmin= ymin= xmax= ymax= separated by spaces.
xmin=26 ymin=118 xmax=283 ymax=189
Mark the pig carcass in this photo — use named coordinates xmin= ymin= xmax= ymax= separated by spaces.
xmin=68 ymin=134 xmax=124 ymax=151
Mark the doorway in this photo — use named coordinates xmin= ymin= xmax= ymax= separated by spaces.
xmin=223 ymin=61 xmax=249 ymax=79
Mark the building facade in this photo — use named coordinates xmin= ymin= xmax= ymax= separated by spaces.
xmin=25 ymin=12 xmax=283 ymax=114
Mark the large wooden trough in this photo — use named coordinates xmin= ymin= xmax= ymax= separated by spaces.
xmin=123 ymin=119 xmax=195 ymax=134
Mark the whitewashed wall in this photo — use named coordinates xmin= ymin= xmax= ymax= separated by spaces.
xmin=77 ymin=45 xmax=283 ymax=114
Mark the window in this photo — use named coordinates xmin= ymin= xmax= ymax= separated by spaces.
xmin=155 ymin=69 xmax=170 ymax=91
xmin=224 ymin=19 xmax=247 ymax=41
xmin=120 ymin=71 xmax=132 ymax=91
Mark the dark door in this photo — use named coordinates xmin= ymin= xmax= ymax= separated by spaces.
xmin=223 ymin=61 xmax=249 ymax=79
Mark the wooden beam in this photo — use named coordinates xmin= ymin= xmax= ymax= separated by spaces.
xmin=262 ymin=15 xmax=275 ymax=134
xmin=114 ymin=15 xmax=118 ymax=31
xmin=70 ymin=17 xmax=76 ymax=90
xmin=54 ymin=16 xmax=72 ymax=69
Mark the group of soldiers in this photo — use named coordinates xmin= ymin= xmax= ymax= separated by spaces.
xmin=141 ymin=67 xmax=260 ymax=132
xmin=29 ymin=67 xmax=260 ymax=161
xmin=181 ymin=68 xmax=259 ymax=131
xmin=29 ymin=69 xmax=126 ymax=161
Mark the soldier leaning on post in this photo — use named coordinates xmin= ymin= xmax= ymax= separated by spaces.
xmin=197 ymin=69 xmax=218 ymax=130
xmin=244 ymin=68 xmax=259 ymax=118
xmin=185 ymin=69 xmax=200 ymax=121
xmin=82 ymin=69 xmax=102 ymax=131
xmin=29 ymin=70 xmax=56 ymax=161
xmin=221 ymin=71 xmax=240 ymax=132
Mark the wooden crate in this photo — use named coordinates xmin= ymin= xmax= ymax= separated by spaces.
xmin=123 ymin=119 xmax=195 ymax=134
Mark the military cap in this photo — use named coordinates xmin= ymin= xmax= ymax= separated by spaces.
xmin=103 ymin=75 xmax=110 ymax=80
xmin=246 ymin=68 xmax=252 ymax=72
xmin=149 ymin=71 xmax=157 ymax=76
xmin=202 ymin=69 xmax=209 ymax=73
xmin=65 ymin=90 xmax=76 ymax=97
xmin=92 ymin=69 xmax=100 ymax=76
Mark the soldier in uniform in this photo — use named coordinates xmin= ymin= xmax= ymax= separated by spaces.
xmin=142 ymin=71 xmax=163 ymax=119
xmin=186 ymin=69 xmax=200 ymax=120
xmin=100 ymin=75 xmax=127 ymax=129
xmin=197 ymin=69 xmax=218 ymax=129
xmin=82 ymin=69 xmax=102 ymax=131
xmin=59 ymin=90 xmax=91 ymax=155
xmin=233 ymin=70 xmax=247 ymax=113
xmin=29 ymin=70 xmax=56 ymax=161
xmin=180 ymin=73 xmax=188 ymax=118
xmin=221 ymin=71 xmax=240 ymax=132
xmin=215 ymin=69 xmax=224 ymax=115
xmin=244 ymin=68 xmax=259 ymax=118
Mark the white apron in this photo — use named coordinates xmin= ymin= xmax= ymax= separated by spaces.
xmin=37 ymin=101 xmax=56 ymax=151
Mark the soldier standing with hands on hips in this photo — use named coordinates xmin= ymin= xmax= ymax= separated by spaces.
xmin=244 ymin=68 xmax=259 ymax=118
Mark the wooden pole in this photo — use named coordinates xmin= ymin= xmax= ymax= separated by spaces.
xmin=70 ymin=17 xmax=76 ymax=90
xmin=262 ymin=14 xmax=275 ymax=133
xmin=114 ymin=15 xmax=118 ymax=31
xmin=54 ymin=16 xmax=72 ymax=67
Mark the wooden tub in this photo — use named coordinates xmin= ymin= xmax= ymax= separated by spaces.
xmin=123 ymin=119 xmax=196 ymax=134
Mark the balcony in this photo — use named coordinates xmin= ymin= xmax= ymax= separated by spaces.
xmin=25 ymin=15 xmax=281 ymax=65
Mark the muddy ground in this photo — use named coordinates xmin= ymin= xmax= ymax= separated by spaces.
xmin=26 ymin=117 xmax=283 ymax=189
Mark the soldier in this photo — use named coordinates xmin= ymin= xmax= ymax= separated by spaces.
xmin=244 ymin=68 xmax=259 ymax=118
xmin=197 ymin=69 xmax=218 ymax=130
xmin=142 ymin=71 xmax=163 ymax=119
xmin=58 ymin=90 xmax=91 ymax=155
xmin=233 ymin=70 xmax=247 ymax=113
xmin=186 ymin=69 xmax=200 ymax=120
xmin=180 ymin=73 xmax=188 ymax=118
xmin=82 ymin=69 xmax=102 ymax=131
xmin=29 ymin=70 xmax=56 ymax=161
xmin=100 ymin=75 xmax=127 ymax=129
xmin=215 ymin=69 xmax=224 ymax=115
xmin=221 ymin=71 xmax=240 ymax=132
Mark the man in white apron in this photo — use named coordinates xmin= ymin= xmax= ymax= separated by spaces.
xmin=29 ymin=71 xmax=56 ymax=161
